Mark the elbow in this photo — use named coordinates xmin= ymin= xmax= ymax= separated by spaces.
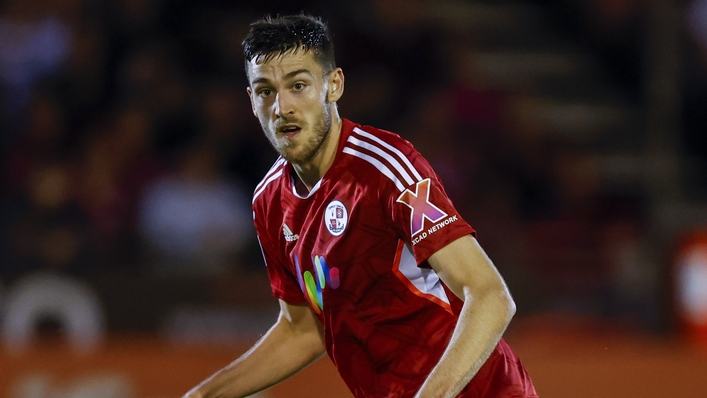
xmin=463 ymin=283 xmax=517 ymax=325
xmin=487 ymin=284 xmax=516 ymax=325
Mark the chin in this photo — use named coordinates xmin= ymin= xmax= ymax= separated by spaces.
xmin=286 ymin=149 xmax=316 ymax=165
xmin=278 ymin=149 xmax=302 ymax=163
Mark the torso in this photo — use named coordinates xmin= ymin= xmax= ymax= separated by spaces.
xmin=253 ymin=119 xmax=534 ymax=397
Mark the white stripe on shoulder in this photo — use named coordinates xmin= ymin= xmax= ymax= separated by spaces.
xmin=347 ymin=135 xmax=415 ymax=186
xmin=352 ymin=128 xmax=423 ymax=181
xmin=343 ymin=147 xmax=406 ymax=191
xmin=255 ymin=157 xmax=286 ymax=193
xmin=253 ymin=169 xmax=282 ymax=203
xmin=253 ymin=163 xmax=285 ymax=204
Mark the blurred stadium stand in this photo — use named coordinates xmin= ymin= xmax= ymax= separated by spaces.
xmin=2 ymin=0 xmax=707 ymax=396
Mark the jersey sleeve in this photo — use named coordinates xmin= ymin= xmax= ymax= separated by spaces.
xmin=253 ymin=206 xmax=307 ymax=305
xmin=386 ymin=144 xmax=475 ymax=265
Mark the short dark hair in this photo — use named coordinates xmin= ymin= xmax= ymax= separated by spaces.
xmin=242 ymin=14 xmax=336 ymax=79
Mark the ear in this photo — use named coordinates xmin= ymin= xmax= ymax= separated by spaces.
xmin=246 ymin=87 xmax=257 ymax=116
xmin=327 ymin=68 xmax=345 ymax=103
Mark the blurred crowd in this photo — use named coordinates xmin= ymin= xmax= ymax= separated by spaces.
xmin=0 ymin=0 xmax=705 ymax=336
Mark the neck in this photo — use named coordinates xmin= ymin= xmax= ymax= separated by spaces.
xmin=292 ymin=110 xmax=343 ymax=193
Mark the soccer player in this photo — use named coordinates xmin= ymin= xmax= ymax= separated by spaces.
xmin=183 ymin=14 xmax=537 ymax=398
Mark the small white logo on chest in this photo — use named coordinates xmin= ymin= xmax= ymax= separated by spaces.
xmin=324 ymin=200 xmax=348 ymax=236
xmin=283 ymin=223 xmax=299 ymax=242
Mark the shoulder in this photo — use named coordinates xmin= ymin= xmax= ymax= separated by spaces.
xmin=344 ymin=124 xmax=417 ymax=155
xmin=341 ymin=124 xmax=428 ymax=192
xmin=252 ymin=157 xmax=287 ymax=211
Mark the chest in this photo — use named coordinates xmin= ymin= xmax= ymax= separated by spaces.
xmin=282 ymin=176 xmax=389 ymax=260
xmin=274 ymin=176 xmax=401 ymax=312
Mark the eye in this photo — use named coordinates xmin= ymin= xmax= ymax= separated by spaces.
xmin=293 ymin=82 xmax=305 ymax=91
xmin=259 ymin=88 xmax=272 ymax=97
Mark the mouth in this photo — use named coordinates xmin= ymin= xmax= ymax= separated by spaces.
xmin=278 ymin=123 xmax=301 ymax=133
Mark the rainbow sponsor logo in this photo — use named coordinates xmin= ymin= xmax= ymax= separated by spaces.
xmin=294 ymin=254 xmax=340 ymax=313
xmin=396 ymin=178 xmax=448 ymax=237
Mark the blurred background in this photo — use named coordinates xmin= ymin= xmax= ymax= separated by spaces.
xmin=1 ymin=0 xmax=707 ymax=396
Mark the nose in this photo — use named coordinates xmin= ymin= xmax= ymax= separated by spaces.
xmin=274 ymin=92 xmax=294 ymax=118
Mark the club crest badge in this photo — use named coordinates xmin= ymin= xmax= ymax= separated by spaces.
xmin=324 ymin=200 xmax=348 ymax=236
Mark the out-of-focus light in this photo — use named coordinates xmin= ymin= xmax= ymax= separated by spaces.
xmin=675 ymin=230 xmax=707 ymax=349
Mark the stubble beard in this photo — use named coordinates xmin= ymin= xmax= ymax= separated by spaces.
xmin=264 ymin=102 xmax=332 ymax=165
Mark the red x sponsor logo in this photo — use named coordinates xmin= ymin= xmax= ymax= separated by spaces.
xmin=396 ymin=178 xmax=448 ymax=236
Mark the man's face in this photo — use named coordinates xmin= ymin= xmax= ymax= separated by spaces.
xmin=247 ymin=50 xmax=334 ymax=165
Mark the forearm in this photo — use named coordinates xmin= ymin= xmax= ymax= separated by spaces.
xmin=187 ymin=312 xmax=326 ymax=398
xmin=415 ymin=288 xmax=515 ymax=398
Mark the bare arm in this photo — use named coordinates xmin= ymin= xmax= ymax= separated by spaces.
xmin=415 ymin=235 xmax=516 ymax=398
xmin=183 ymin=300 xmax=326 ymax=398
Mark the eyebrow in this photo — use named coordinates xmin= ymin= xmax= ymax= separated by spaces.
xmin=251 ymin=69 xmax=315 ymax=86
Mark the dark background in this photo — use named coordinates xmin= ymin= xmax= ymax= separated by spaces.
xmin=2 ymin=0 xmax=707 ymax=347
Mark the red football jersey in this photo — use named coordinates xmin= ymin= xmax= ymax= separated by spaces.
xmin=252 ymin=119 xmax=536 ymax=398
